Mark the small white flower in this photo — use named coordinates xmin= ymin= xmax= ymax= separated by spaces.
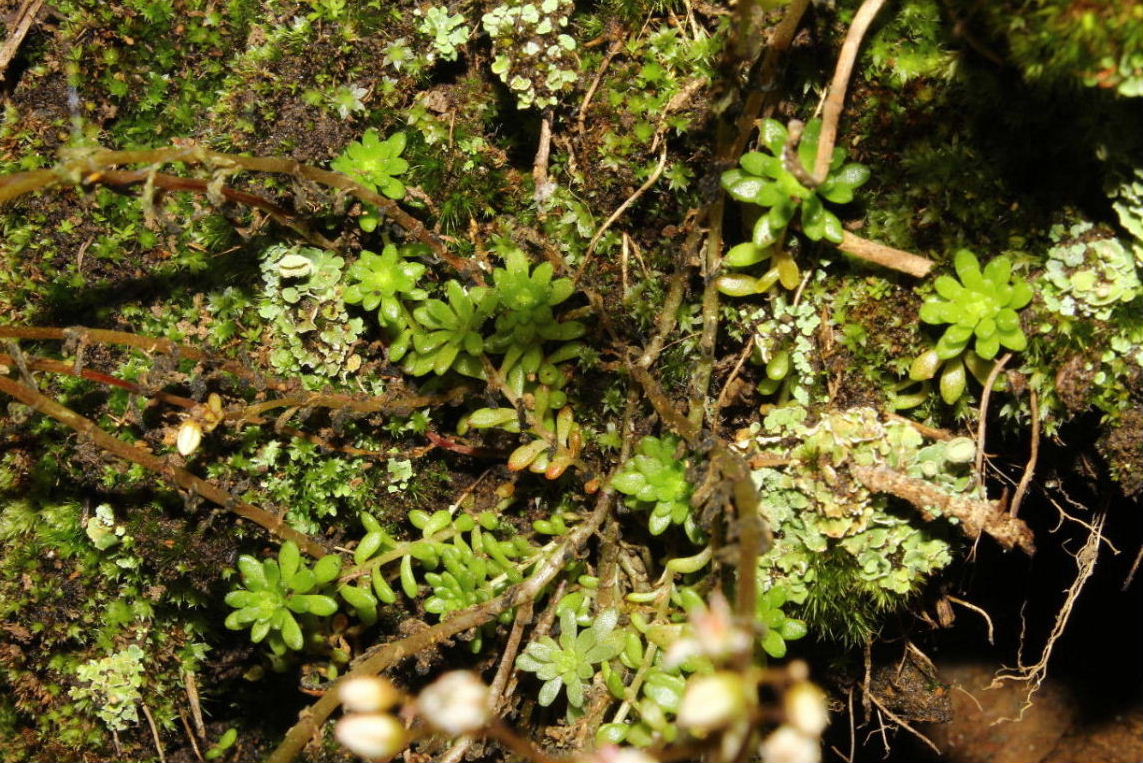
xmin=759 ymin=724 xmax=821 ymax=763
xmin=176 ymin=420 xmax=202 ymax=457
xmin=677 ymin=672 xmax=746 ymax=734
xmin=339 ymin=676 xmax=401 ymax=714
xmin=784 ymin=681 xmax=829 ymax=737
xmin=665 ymin=592 xmax=752 ymax=668
xmin=334 ymin=713 xmax=407 ymax=760
xmin=415 ymin=671 xmax=491 ymax=736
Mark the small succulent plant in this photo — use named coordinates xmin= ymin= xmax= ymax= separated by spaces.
xmin=909 ymin=249 xmax=1032 ymax=403
xmin=224 ymin=541 xmax=342 ymax=653
xmin=342 ymin=244 xmax=428 ymax=327
xmin=722 ymin=118 xmax=870 ymax=246
xmin=486 ymin=247 xmax=584 ymax=354
xmin=416 ymin=6 xmax=470 ymax=63
xmin=515 ymin=608 xmax=625 ymax=708
xmin=396 ymin=280 xmax=498 ymax=377
xmin=611 ymin=435 xmax=701 ymax=541
xmin=332 ymin=131 xmax=410 ymax=230
xmin=756 ymin=585 xmax=808 ymax=659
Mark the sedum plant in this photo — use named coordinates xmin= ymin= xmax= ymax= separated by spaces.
xmin=611 ymin=435 xmax=702 ymax=541
xmin=397 ymin=280 xmax=498 ymax=377
xmin=342 ymin=244 xmax=428 ymax=327
xmin=224 ymin=541 xmax=342 ymax=654
xmin=332 ymin=130 xmax=410 ymax=232
xmin=486 ymin=246 xmax=585 ymax=356
xmin=515 ymin=608 xmax=625 ymax=708
xmin=415 ymin=6 xmax=471 ymax=63
xmin=723 ymin=118 xmax=870 ymax=244
xmin=909 ymin=249 xmax=1032 ymax=403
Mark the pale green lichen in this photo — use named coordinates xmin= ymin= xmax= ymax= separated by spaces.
xmin=69 ymin=645 xmax=147 ymax=732
xmin=737 ymin=406 xmax=961 ymax=640
xmin=1042 ymin=222 xmax=1142 ymax=320
xmin=257 ymin=245 xmax=364 ymax=379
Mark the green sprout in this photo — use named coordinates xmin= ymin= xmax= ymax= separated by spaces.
xmin=909 ymin=249 xmax=1032 ymax=403
xmin=332 ymin=131 xmax=410 ymax=230
xmin=756 ymin=585 xmax=808 ymax=659
xmin=397 ymin=280 xmax=498 ymax=377
xmin=342 ymin=244 xmax=428 ymax=326
xmin=486 ymin=247 xmax=584 ymax=354
xmin=722 ymin=118 xmax=870 ymax=246
xmin=611 ymin=435 xmax=701 ymax=541
xmin=223 ymin=541 xmax=342 ymax=654
xmin=515 ymin=608 xmax=625 ymax=708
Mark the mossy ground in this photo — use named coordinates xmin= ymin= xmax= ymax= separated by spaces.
xmin=1 ymin=1 xmax=1142 ymax=761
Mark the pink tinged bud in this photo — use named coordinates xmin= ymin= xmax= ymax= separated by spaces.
xmin=416 ymin=671 xmax=492 ymax=736
xmin=334 ymin=713 xmax=408 ymax=760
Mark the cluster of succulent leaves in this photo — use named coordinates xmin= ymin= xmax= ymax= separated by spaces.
xmin=717 ymin=119 xmax=869 ymax=298
xmin=331 ymin=131 xmax=410 ymax=232
xmin=482 ymin=0 xmax=578 ymax=110
xmin=342 ymin=244 xmax=428 ymax=327
xmin=739 ymin=406 xmax=957 ymax=643
xmin=224 ymin=541 xmax=342 ymax=655
xmin=515 ymin=608 xmax=625 ymax=709
xmin=257 ymin=245 xmax=364 ymax=379
xmin=415 ymin=6 xmax=471 ymax=63
xmin=350 ymin=508 xmax=538 ymax=651
xmin=907 ymin=249 xmax=1032 ymax=404
xmin=756 ymin=586 xmax=809 ymax=659
xmin=611 ymin=436 xmax=702 ymax=542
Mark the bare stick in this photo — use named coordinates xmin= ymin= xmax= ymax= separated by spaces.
xmin=0 ymin=374 xmax=329 ymax=557
xmin=1009 ymin=387 xmax=1039 ymax=518
xmin=0 ymin=0 xmax=44 ymax=79
xmin=975 ymin=352 xmax=1012 ymax=486
xmin=812 ymin=0 xmax=889 ymax=183
xmin=837 ymin=231 xmax=934 ymax=277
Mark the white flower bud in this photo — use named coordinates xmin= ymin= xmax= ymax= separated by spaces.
xmin=339 ymin=676 xmax=401 ymax=714
xmin=784 ymin=681 xmax=829 ymax=737
xmin=589 ymin=745 xmax=660 ymax=763
xmin=415 ymin=671 xmax=491 ymax=736
xmin=677 ymin=672 xmax=746 ymax=734
xmin=334 ymin=713 xmax=407 ymax=760
xmin=176 ymin=420 xmax=202 ymax=457
xmin=759 ymin=724 xmax=821 ymax=763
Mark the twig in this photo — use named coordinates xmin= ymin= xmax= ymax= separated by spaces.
xmin=1009 ymin=387 xmax=1038 ymax=518
xmin=184 ymin=668 xmax=207 ymax=742
xmin=266 ymin=491 xmax=615 ymax=763
xmin=1124 ymin=544 xmax=1143 ymax=591
xmin=0 ymin=374 xmax=329 ymax=557
xmin=0 ymin=0 xmax=44 ymax=79
xmin=177 ymin=710 xmax=205 ymax=762
xmin=715 ymin=336 xmax=755 ymax=411
xmin=140 ymin=701 xmax=167 ymax=763
xmin=852 ymin=464 xmax=1035 ymax=554
xmin=837 ymin=231 xmax=934 ymax=277
xmin=945 ymin=595 xmax=995 ymax=645
xmin=812 ymin=0 xmax=889 ymax=183
xmin=577 ymin=37 xmax=625 ymax=133
xmin=533 ymin=113 xmax=554 ymax=204
xmin=975 ymin=352 xmax=1012 ymax=486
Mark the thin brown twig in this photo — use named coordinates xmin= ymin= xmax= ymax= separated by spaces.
xmin=863 ymin=689 xmax=941 ymax=756
xmin=1009 ymin=387 xmax=1038 ymax=518
xmin=812 ymin=0 xmax=889 ymax=183
xmin=975 ymin=352 xmax=1012 ymax=487
xmin=837 ymin=231 xmax=934 ymax=278
xmin=946 ymin=595 xmax=995 ymax=645
xmin=0 ymin=0 xmax=44 ymax=78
